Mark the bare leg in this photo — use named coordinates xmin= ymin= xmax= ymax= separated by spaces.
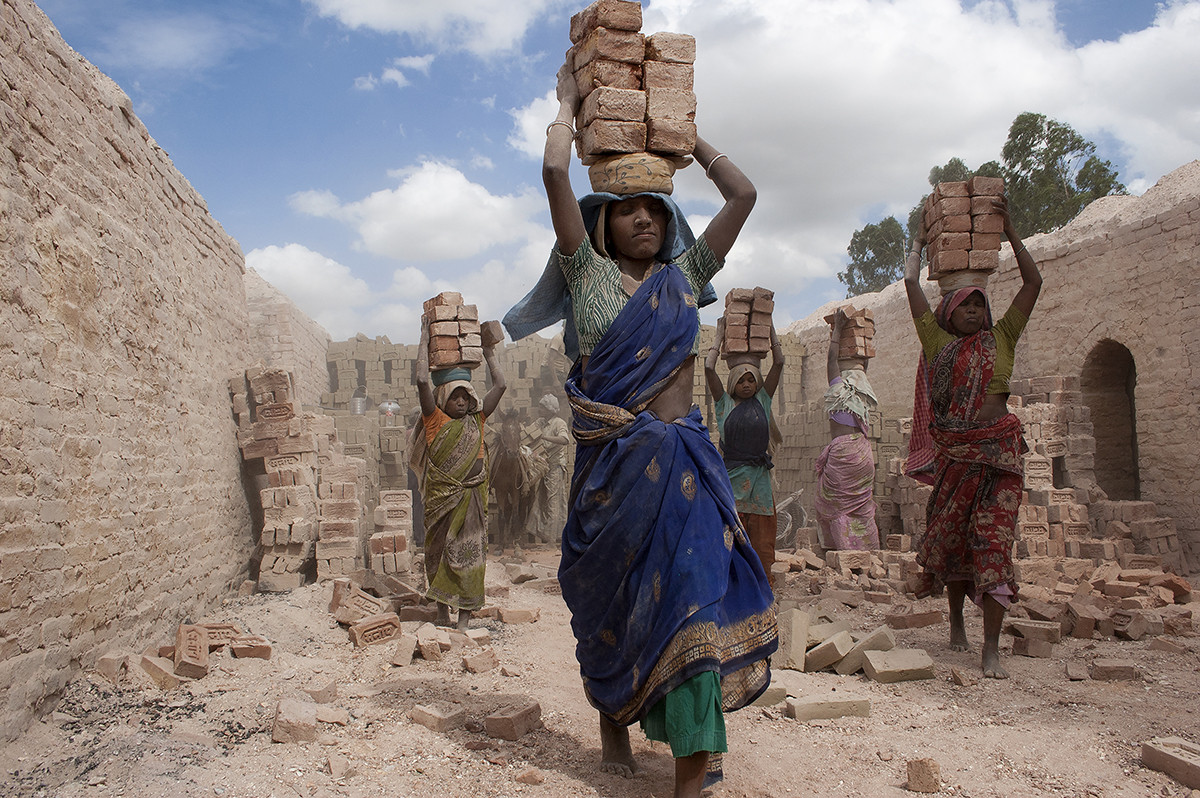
xmin=981 ymin=594 xmax=1009 ymax=679
xmin=947 ymin=581 xmax=969 ymax=651
xmin=598 ymin=714 xmax=636 ymax=777
xmin=456 ymin=609 xmax=472 ymax=632
xmin=674 ymin=752 xmax=709 ymax=798
xmin=435 ymin=602 xmax=452 ymax=627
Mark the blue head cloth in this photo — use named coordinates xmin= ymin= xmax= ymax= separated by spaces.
xmin=431 ymin=367 xmax=472 ymax=386
xmin=503 ymin=191 xmax=718 ymax=361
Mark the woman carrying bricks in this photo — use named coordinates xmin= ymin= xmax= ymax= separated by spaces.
xmin=704 ymin=317 xmax=785 ymax=585
xmin=814 ymin=308 xmax=881 ymax=551
xmin=411 ymin=322 xmax=506 ymax=631
xmin=503 ymin=58 xmax=776 ymax=798
xmin=903 ymin=196 xmax=1042 ymax=679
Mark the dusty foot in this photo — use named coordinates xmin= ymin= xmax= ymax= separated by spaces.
xmin=456 ymin=610 xmax=472 ymax=632
xmin=434 ymin=603 xmax=452 ymax=628
xmin=599 ymin=718 xmax=636 ymax=777
xmin=949 ymin=615 xmax=969 ymax=652
xmin=982 ymin=647 xmax=1009 ymax=679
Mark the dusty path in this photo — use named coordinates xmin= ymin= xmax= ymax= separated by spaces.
xmin=2 ymin=549 xmax=1198 ymax=798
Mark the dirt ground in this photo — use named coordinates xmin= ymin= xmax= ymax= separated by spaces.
xmin=3 ymin=547 xmax=1199 ymax=798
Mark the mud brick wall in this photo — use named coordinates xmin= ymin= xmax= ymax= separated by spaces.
xmin=783 ymin=161 xmax=1200 ymax=569
xmin=243 ymin=268 xmax=331 ymax=408
xmin=0 ymin=0 xmax=256 ymax=738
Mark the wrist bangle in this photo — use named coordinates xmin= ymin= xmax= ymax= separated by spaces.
xmin=546 ymin=120 xmax=574 ymax=137
xmin=705 ymin=153 xmax=728 ymax=178
xmin=1014 ymin=244 xmax=1028 ymax=258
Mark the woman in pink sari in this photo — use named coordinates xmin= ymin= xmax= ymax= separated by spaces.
xmin=814 ymin=309 xmax=880 ymax=550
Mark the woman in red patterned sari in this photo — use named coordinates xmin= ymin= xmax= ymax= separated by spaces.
xmin=904 ymin=196 xmax=1042 ymax=679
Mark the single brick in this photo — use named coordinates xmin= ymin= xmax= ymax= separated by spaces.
xmin=785 ymin=695 xmax=870 ymax=722
xmin=273 ymin=699 xmax=319 ymax=743
xmin=484 ymin=699 xmax=542 ymax=741
xmin=862 ymin=649 xmax=935 ymax=683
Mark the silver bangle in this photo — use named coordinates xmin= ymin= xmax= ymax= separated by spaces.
xmin=705 ymin=153 xmax=728 ymax=178
xmin=546 ymin=120 xmax=574 ymax=137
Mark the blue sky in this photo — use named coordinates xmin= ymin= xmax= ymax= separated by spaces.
xmin=35 ymin=0 xmax=1200 ymax=343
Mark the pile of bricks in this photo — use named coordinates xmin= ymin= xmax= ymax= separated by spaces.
xmin=424 ymin=292 xmax=483 ymax=371
xmin=114 ymin=621 xmax=271 ymax=691
xmin=824 ymin=304 xmax=876 ymax=362
xmin=370 ymin=490 xmax=415 ymax=576
xmin=720 ymin=287 xmax=775 ymax=359
xmin=922 ymin=176 xmax=1006 ymax=290
xmin=570 ymin=0 xmax=697 ymax=163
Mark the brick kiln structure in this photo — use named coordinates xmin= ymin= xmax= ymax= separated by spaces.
xmin=4 ymin=0 xmax=1199 ymax=742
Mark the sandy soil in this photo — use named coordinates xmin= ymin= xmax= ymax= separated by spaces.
xmin=3 ymin=548 xmax=1199 ymax=798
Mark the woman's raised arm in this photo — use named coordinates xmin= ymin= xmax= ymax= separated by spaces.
xmin=544 ymin=59 xmax=587 ymax=257
xmin=694 ymin=136 xmax=756 ymax=262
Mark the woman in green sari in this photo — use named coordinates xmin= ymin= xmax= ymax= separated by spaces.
xmin=412 ymin=322 xmax=506 ymax=630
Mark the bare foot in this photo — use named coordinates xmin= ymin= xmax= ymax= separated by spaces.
xmin=949 ymin=615 xmax=969 ymax=652
xmin=599 ymin=715 xmax=636 ymax=777
xmin=982 ymin=646 xmax=1009 ymax=679
xmin=434 ymin=602 xmax=452 ymax=628
xmin=456 ymin=610 xmax=472 ymax=632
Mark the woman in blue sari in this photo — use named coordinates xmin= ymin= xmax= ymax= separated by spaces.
xmin=504 ymin=60 xmax=776 ymax=798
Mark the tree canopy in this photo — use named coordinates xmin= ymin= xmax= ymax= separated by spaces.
xmin=837 ymin=216 xmax=906 ymax=297
xmin=838 ymin=112 xmax=1125 ymax=298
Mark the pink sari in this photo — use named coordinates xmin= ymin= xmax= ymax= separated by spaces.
xmin=814 ymin=433 xmax=879 ymax=550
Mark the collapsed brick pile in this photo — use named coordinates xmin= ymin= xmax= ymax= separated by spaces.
xmin=96 ymin=618 xmax=272 ymax=692
xmin=232 ymin=365 xmax=424 ymax=590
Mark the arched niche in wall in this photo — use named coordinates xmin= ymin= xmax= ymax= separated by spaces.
xmin=1080 ymin=339 xmax=1139 ymax=500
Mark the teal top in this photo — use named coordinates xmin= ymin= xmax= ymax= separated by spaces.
xmin=556 ymin=235 xmax=722 ymax=357
xmin=714 ymin=388 xmax=775 ymax=516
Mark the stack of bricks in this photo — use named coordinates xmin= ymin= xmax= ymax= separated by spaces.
xmin=370 ymin=489 xmax=414 ymax=576
xmin=378 ymin=425 xmax=409 ymax=492
xmin=315 ymin=456 xmax=368 ymax=581
xmin=570 ymin=0 xmax=697 ymax=162
xmin=333 ymin=414 xmax=380 ymax=507
xmin=425 ymin=292 xmax=483 ymax=371
xmin=323 ymin=334 xmax=417 ymax=410
xmin=721 ymin=287 xmax=775 ymax=360
xmin=922 ymin=177 xmax=1006 ymax=289
xmin=824 ymin=304 xmax=876 ymax=362
xmin=232 ymin=365 xmax=342 ymax=591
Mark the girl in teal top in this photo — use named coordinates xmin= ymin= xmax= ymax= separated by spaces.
xmin=705 ymin=318 xmax=784 ymax=585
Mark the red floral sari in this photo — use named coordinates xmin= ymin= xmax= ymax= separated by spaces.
xmin=911 ymin=292 xmax=1026 ymax=601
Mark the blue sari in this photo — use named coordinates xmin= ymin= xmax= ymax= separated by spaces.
xmin=560 ymin=262 xmax=777 ymax=727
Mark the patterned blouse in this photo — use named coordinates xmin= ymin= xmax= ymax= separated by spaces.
xmin=555 ymin=235 xmax=722 ymax=357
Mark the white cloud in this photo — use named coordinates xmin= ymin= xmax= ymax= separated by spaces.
xmin=380 ymin=67 xmax=410 ymax=88
xmin=618 ymin=0 xmax=1200 ymax=291
xmin=303 ymin=0 xmax=565 ymax=55
xmin=508 ymin=89 xmax=560 ymax=159
xmin=353 ymin=74 xmax=379 ymax=91
xmin=245 ymin=244 xmax=374 ymax=340
xmin=97 ymin=14 xmax=257 ymax=72
xmin=292 ymin=160 xmax=546 ymax=261
xmin=394 ymin=55 xmax=435 ymax=73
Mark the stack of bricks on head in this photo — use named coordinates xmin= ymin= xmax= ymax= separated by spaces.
xmin=824 ymin=304 xmax=876 ymax=367
xmin=923 ymin=176 xmax=1006 ymax=294
xmin=570 ymin=0 xmax=697 ymax=190
xmin=721 ymin=287 xmax=775 ymax=363
xmin=423 ymin=291 xmax=505 ymax=371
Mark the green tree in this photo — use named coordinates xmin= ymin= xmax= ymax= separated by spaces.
xmin=999 ymin=111 xmax=1125 ymax=237
xmin=837 ymin=216 xmax=906 ymax=297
